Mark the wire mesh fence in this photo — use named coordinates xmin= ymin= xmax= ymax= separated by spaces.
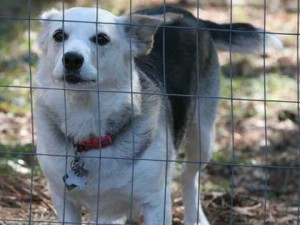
xmin=0 ymin=0 xmax=299 ymax=224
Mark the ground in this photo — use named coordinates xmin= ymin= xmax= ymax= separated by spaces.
xmin=0 ymin=0 xmax=299 ymax=224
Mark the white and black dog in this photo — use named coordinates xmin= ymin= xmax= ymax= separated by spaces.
xmin=35 ymin=5 xmax=281 ymax=225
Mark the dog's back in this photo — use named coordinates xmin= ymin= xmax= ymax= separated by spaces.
xmin=135 ymin=5 xmax=282 ymax=149
xmin=136 ymin=6 xmax=219 ymax=149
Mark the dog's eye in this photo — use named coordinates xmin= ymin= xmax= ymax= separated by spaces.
xmin=53 ymin=29 xmax=68 ymax=42
xmin=91 ymin=33 xmax=110 ymax=46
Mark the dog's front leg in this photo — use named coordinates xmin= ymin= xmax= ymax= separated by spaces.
xmin=142 ymin=190 xmax=172 ymax=225
xmin=49 ymin=185 xmax=82 ymax=224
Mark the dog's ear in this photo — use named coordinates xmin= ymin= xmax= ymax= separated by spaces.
xmin=119 ymin=13 xmax=182 ymax=56
xmin=40 ymin=9 xmax=60 ymax=25
xmin=38 ymin=9 xmax=60 ymax=51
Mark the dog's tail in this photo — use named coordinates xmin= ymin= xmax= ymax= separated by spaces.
xmin=202 ymin=20 xmax=283 ymax=56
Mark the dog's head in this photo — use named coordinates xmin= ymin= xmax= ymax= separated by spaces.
xmin=37 ymin=7 xmax=181 ymax=88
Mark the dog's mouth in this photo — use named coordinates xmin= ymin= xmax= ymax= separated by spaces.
xmin=62 ymin=73 xmax=96 ymax=85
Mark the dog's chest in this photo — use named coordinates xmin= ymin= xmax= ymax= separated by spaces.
xmin=64 ymin=108 xmax=100 ymax=140
xmin=55 ymin=92 xmax=130 ymax=141
xmin=68 ymin=184 xmax=139 ymax=219
xmin=57 ymin=101 xmax=109 ymax=143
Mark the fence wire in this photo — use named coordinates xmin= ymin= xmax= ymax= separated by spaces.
xmin=0 ymin=0 xmax=299 ymax=225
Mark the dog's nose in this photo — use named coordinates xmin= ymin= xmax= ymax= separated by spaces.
xmin=62 ymin=52 xmax=84 ymax=70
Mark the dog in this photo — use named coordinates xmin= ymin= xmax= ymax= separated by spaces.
xmin=35 ymin=5 xmax=281 ymax=225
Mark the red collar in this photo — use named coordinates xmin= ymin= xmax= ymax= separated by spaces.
xmin=73 ymin=134 xmax=113 ymax=152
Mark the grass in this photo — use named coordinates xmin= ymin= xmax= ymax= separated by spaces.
xmin=212 ymin=150 xmax=251 ymax=165
xmin=0 ymin=21 xmax=35 ymax=176
xmin=221 ymin=63 xmax=296 ymax=101
xmin=0 ymin=144 xmax=39 ymax=175
xmin=219 ymin=62 xmax=297 ymax=122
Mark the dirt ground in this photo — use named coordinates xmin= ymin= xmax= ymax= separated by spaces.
xmin=0 ymin=0 xmax=299 ymax=224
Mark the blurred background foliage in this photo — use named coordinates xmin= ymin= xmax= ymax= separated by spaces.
xmin=0 ymin=0 xmax=299 ymax=224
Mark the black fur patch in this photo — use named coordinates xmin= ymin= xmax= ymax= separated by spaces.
xmin=135 ymin=6 xmax=207 ymax=148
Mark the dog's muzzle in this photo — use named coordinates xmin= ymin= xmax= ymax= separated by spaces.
xmin=62 ymin=52 xmax=90 ymax=84
xmin=63 ymin=52 xmax=84 ymax=70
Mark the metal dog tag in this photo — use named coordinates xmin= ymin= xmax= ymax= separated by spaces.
xmin=63 ymin=169 xmax=88 ymax=191
xmin=62 ymin=155 xmax=89 ymax=191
